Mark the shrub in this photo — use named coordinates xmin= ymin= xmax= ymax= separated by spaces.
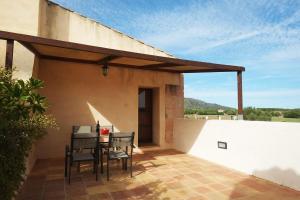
xmin=244 ymin=107 xmax=272 ymax=121
xmin=283 ymin=109 xmax=300 ymax=118
xmin=0 ymin=68 xmax=57 ymax=200
xmin=271 ymin=111 xmax=281 ymax=117
xmin=184 ymin=109 xmax=198 ymax=115
xmin=224 ymin=109 xmax=237 ymax=115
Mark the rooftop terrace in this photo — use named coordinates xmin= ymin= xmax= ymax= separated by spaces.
xmin=17 ymin=149 xmax=300 ymax=200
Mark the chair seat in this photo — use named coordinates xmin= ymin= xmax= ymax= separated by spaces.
xmin=108 ymin=151 xmax=129 ymax=159
xmin=73 ymin=152 xmax=95 ymax=161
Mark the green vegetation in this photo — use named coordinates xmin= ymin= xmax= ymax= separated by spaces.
xmin=0 ymin=68 xmax=57 ymax=200
xmin=272 ymin=117 xmax=300 ymax=123
xmin=283 ymin=109 xmax=300 ymax=118
xmin=185 ymin=108 xmax=237 ymax=116
xmin=184 ymin=98 xmax=300 ymax=122
xmin=184 ymin=98 xmax=232 ymax=110
xmin=184 ymin=98 xmax=237 ymax=117
xmin=243 ymin=107 xmax=272 ymax=121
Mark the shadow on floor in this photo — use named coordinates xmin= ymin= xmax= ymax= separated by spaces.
xmin=229 ymin=167 xmax=300 ymax=199
xmin=17 ymin=149 xmax=185 ymax=200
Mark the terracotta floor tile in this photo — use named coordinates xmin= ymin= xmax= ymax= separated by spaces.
xmin=110 ymin=190 xmax=133 ymax=200
xmin=16 ymin=149 xmax=300 ymax=200
xmin=221 ymin=189 xmax=246 ymax=199
xmin=194 ymin=186 xmax=212 ymax=193
xmin=208 ymin=183 xmax=228 ymax=191
xmin=89 ymin=193 xmax=111 ymax=200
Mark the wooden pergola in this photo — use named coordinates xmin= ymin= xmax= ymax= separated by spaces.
xmin=0 ymin=30 xmax=245 ymax=115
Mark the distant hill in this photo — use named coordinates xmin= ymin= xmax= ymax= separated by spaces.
xmin=184 ymin=98 xmax=233 ymax=110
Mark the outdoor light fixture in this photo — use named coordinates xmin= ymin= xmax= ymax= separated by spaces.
xmin=218 ymin=141 xmax=227 ymax=149
xmin=102 ymin=63 xmax=108 ymax=76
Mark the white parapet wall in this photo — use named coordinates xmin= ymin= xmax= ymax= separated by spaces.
xmin=173 ymin=118 xmax=300 ymax=191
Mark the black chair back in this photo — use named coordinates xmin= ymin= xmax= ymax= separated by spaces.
xmin=70 ymin=132 xmax=99 ymax=152
xmin=72 ymin=125 xmax=92 ymax=133
xmin=108 ymin=132 xmax=134 ymax=149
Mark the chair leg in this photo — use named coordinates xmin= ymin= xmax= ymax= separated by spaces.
xmin=65 ymin=146 xmax=69 ymax=177
xmin=107 ymin=156 xmax=109 ymax=181
xmin=130 ymin=157 xmax=133 ymax=178
xmin=93 ymin=160 xmax=95 ymax=174
xmin=68 ymin=161 xmax=72 ymax=184
xmin=121 ymin=158 xmax=124 ymax=170
xmin=100 ymin=147 xmax=103 ymax=174
xmin=77 ymin=162 xmax=80 ymax=173
xmin=64 ymin=155 xmax=68 ymax=177
xmin=96 ymin=160 xmax=98 ymax=181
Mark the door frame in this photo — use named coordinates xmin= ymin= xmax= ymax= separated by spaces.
xmin=138 ymin=88 xmax=153 ymax=145
xmin=137 ymin=87 xmax=160 ymax=147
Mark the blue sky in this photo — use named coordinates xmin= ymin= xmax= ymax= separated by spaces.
xmin=53 ymin=0 xmax=300 ymax=108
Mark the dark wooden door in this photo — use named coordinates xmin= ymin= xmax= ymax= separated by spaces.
xmin=138 ymin=88 xmax=153 ymax=144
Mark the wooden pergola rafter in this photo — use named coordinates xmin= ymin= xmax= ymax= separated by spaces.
xmin=0 ymin=30 xmax=245 ymax=115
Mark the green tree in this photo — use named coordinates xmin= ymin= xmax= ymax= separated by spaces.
xmin=244 ymin=107 xmax=272 ymax=121
xmin=0 ymin=68 xmax=57 ymax=200
xmin=283 ymin=109 xmax=300 ymax=118
xmin=224 ymin=109 xmax=237 ymax=115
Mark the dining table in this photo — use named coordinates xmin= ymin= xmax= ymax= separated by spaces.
xmin=72 ymin=132 xmax=109 ymax=172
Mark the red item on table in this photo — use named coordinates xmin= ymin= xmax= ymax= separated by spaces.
xmin=100 ymin=128 xmax=109 ymax=135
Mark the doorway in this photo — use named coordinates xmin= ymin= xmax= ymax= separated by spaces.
xmin=138 ymin=88 xmax=153 ymax=145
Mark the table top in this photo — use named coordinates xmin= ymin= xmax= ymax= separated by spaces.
xmin=74 ymin=132 xmax=109 ymax=143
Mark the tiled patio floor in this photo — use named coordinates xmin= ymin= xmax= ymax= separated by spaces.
xmin=17 ymin=149 xmax=300 ymax=200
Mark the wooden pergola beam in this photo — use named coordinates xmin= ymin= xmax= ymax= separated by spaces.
xmin=237 ymin=71 xmax=243 ymax=116
xmin=183 ymin=69 xmax=239 ymax=73
xmin=0 ymin=30 xmax=245 ymax=72
xmin=5 ymin=39 xmax=14 ymax=70
xmin=105 ymin=63 xmax=178 ymax=73
xmin=142 ymin=63 xmax=179 ymax=69
xmin=19 ymin=41 xmax=41 ymax=57
xmin=39 ymin=55 xmax=178 ymax=73
xmin=97 ymin=55 xmax=120 ymax=64
xmin=41 ymin=55 xmax=98 ymax=65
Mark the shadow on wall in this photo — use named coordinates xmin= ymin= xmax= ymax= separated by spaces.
xmin=37 ymin=62 xmax=139 ymax=158
xmin=87 ymin=102 xmax=120 ymax=131
xmin=173 ymin=119 xmax=207 ymax=153
xmin=253 ymin=167 xmax=300 ymax=192
xmin=229 ymin=167 xmax=300 ymax=199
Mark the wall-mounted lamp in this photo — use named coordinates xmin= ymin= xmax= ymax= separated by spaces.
xmin=102 ymin=63 xmax=108 ymax=76
xmin=218 ymin=141 xmax=227 ymax=149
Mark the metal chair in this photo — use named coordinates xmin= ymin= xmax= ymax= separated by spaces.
xmin=66 ymin=132 xmax=99 ymax=184
xmin=65 ymin=125 xmax=93 ymax=177
xmin=72 ymin=125 xmax=92 ymax=133
xmin=105 ymin=132 xmax=135 ymax=181
xmin=99 ymin=125 xmax=114 ymax=173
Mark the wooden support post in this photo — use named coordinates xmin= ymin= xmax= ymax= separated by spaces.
xmin=5 ymin=39 xmax=14 ymax=71
xmin=237 ymin=71 xmax=243 ymax=119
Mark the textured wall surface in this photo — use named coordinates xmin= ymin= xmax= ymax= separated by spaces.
xmin=0 ymin=0 xmax=184 ymax=170
xmin=174 ymin=119 xmax=300 ymax=191
xmin=0 ymin=0 xmax=40 ymax=79
xmin=37 ymin=59 xmax=182 ymax=158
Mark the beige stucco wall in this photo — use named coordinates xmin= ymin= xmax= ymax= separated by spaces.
xmin=37 ymin=59 xmax=183 ymax=158
xmin=165 ymin=81 xmax=184 ymax=144
xmin=0 ymin=0 xmax=172 ymax=79
xmin=0 ymin=0 xmax=184 ymax=160
xmin=38 ymin=0 xmax=172 ymax=57
xmin=0 ymin=0 xmax=40 ymax=79
xmin=173 ymin=119 xmax=300 ymax=191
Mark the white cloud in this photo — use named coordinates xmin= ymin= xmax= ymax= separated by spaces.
xmin=53 ymin=0 xmax=300 ymax=108
xmin=262 ymin=44 xmax=300 ymax=62
xmin=129 ymin=0 xmax=300 ymax=61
